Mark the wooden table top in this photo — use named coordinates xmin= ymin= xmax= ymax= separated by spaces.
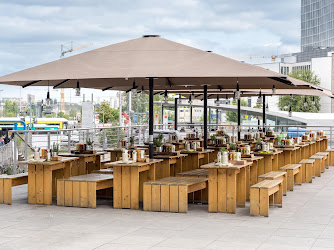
xmin=253 ymin=151 xmax=282 ymax=156
xmin=200 ymin=161 xmax=252 ymax=170
xmin=59 ymin=152 xmax=106 ymax=157
xmin=21 ymin=157 xmax=79 ymax=166
xmin=105 ymin=148 xmax=146 ymax=152
xmin=105 ymin=159 xmax=163 ymax=167
xmin=242 ymin=156 xmax=264 ymax=162
xmin=300 ymin=159 xmax=315 ymax=164
xmin=153 ymin=154 xmax=188 ymax=159
xmin=280 ymin=147 xmax=300 ymax=151
xmin=180 ymin=149 xmax=214 ymax=154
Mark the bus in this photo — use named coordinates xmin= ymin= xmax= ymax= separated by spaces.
xmin=0 ymin=117 xmax=68 ymax=131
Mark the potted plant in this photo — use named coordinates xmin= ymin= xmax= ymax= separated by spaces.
xmin=210 ymin=135 xmax=217 ymax=145
xmin=86 ymin=138 xmax=94 ymax=150
xmin=154 ymin=134 xmax=164 ymax=152
xmin=229 ymin=144 xmax=237 ymax=152
xmin=52 ymin=143 xmax=59 ymax=156
xmin=129 ymin=136 xmax=135 ymax=147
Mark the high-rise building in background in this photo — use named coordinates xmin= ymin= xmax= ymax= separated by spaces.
xmin=301 ymin=0 xmax=334 ymax=52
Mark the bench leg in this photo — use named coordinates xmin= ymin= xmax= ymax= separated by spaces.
xmin=4 ymin=179 xmax=12 ymax=205
xmin=250 ymin=188 xmax=259 ymax=216
xmin=0 ymin=179 xmax=4 ymax=203
xmin=306 ymin=164 xmax=312 ymax=183
xmin=88 ymin=182 xmax=97 ymax=208
xmin=276 ymin=183 xmax=283 ymax=208
xmin=283 ymin=175 xmax=287 ymax=196
xmin=287 ymin=170 xmax=294 ymax=191
xmin=178 ymin=185 xmax=188 ymax=213
xmin=260 ymin=189 xmax=269 ymax=217
xmin=295 ymin=168 xmax=302 ymax=185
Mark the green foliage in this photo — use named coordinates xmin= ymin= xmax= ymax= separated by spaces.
xmin=225 ymin=99 xmax=248 ymax=122
xmin=229 ymin=144 xmax=237 ymax=151
xmin=57 ymin=111 xmax=69 ymax=120
xmin=278 ymin=70 xmax=321 ymax=113
xmin=86 ymin=137 xmax=94 ymax=146
xmin=95 ymin=102 xmax=119 ymax=124
xmin=52 ymin=142 xmax=59 ymax=152
xmin=3 ymin=100 xmax=18 ymax=117
xmin=154 ymin=133 xmax=164 ymax=147
xmin=69 ymin=109 xmax=77 ymax=119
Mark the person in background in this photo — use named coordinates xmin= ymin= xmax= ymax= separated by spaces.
xmin=0 ymin=135 xmax=5 ymax=146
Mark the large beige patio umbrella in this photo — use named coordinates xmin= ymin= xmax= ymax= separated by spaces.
xmin=0 ymin=35 xmax=325 ymax=156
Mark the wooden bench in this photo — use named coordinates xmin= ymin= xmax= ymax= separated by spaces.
xmin=92 ymin=168 xmax=114 ymax=174
xmin=316 ymin=152 xmax=329 ymax=170
xmin=57 ymin=174 xmax=113 ymax=208
xmin=143 ymin=177 xmax=208 ymax=213
xmin=0 ymin=173 xmax=28 ymax=205
xmin=176 ymin=169 xmax=209 ymax=203
xmin=326 ymin=148 xmax=334 ymax=166
xmin=176 ymin=169 xmax=209 ymax=178
xmin=280 ymin=164 xmax=302 ymax=191
xmin=250 ymin=179 xmax=283 ymax=217
xmin=100 ymin=159 xmax=111 ymax=169
xmin=258 ymin=171 xmax=287 ymax=196
xmin=310 ymin=155 xmax=323 ymax=177
xmin=299 ymin=159 xmax=315 ymax=183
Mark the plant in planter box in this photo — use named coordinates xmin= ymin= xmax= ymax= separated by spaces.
xmin=256 ymin=138 xmax=262 ymax=150
xmin=154 ymin=135 xmax=164 ymax=152
xmin=229 ymin=144 xmax=237 ymax=152
xmin=129 ymin=136 xmax=135 ymax=147
xmin=52 ymin=143 xmax=59 ymax=156
xmin=86 ymin=138 xmax=94 ymax=150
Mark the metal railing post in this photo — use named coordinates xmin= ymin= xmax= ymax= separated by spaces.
xmin=331 ymin=126 xmax=333 ymax=149
xmin=103 ymin=129 xmax=107 ymax=150
xmin=13 ymin=133 xmax=17 ymax=173
xmin=68 ymin=132 xmax=71 ymax=153
xmin=24 ymin=132 xmax=28 ymax=161
xmin=47 ymin=132 xmax=51 ymax=150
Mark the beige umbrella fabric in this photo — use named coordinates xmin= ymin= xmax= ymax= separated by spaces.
xmin=0 ymin=35 xmax=306 ymax=90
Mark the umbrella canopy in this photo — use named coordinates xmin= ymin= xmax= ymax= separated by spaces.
xmin=0 ymin=35 xmax=308 ymax=91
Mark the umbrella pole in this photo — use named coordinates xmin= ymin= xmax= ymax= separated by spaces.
xmin=204 ymin=85 xmax=208 ymax=149
xmin=175 ymin=98 xmax=178 ymax=130
xmin=263 ymin=94 xmax=266 ymax=132
xmin=190 ymin=105 xmax=193 ymax=125
xmin=238 ymin=99 xmax=241 ymax=141
xmin=149 ymin=78 xmax=154 ymax=159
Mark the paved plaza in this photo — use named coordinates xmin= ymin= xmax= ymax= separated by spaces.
xmin=1 ymin=168 xmax=334 ymax=249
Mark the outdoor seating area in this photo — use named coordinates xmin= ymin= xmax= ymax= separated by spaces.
xmin=0 ymin=128 xmax=331 ymax=223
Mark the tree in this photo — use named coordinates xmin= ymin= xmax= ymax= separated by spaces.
xmin=95 ymin=102 xmax=119 ymax=124
xmin=3 ymin=100 xmax=18 ymax=117
xmin=278 ymin=70 xmax=321 ymax=112
xmin=69 ymin=109 xmax=77 ymax=119
xmin=57 ymin=111 xmax=69 ymax=120
xmin=225 ymin=99 xmax=248 ymax=122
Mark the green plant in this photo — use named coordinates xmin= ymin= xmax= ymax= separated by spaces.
xmin=229 ymin=144 xmax=237 ymax=151
xmin=129 ymin=136 xmax=134 ymax=145
xmin=52 ymin=142 xmax=59 ymax=153
xmin=210 ymin=135 xmax=217 ymax=141
xmin=256 ymin=138 xmax=262 ymax=146
xmin=154 ymin=138 xmax=163 ymax=147
xmin=219 ymin=147 xmax=227 ymax=152
xmin=86 ymin=138 xmax=94 ymax=146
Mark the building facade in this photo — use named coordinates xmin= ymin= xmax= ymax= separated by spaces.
xmin=301 ymin=0 xmax=334 ymax=51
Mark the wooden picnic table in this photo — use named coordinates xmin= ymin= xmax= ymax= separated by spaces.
xmin=105 ymin=148 xmax=147 ymax=162
xmin=320 ymin=137 xmax=328 ymax=151
xmin=22 ymin=157 xmax=79 ymax=205
xmin=59 ymin=152 xmax=105 ymax=175
xmin=280 ymin=147 xmax=300 ymax=165
xmin=180 ymin=149 xmax=214 ymax=171
xmin=201 ymin=161 xmax=252 ymax=213
xmin=253 ymin=151 xmax=283 ymax=175
xmin=171 ymin=141 xmax=185 ymax=151
xmin=153 ymin=154 xmax=188 ymax=177
xmin=106 ymin=159 xmax=163 ymax=210
xmin=242 ymin=156 xmax=264 ymax=198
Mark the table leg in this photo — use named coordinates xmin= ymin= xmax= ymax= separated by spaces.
xmin=250 ymin=161 xmax=258 ymax=186
xmin=78 ymin=158 xmax=86 ymax=175
xmin=226 ymin=169 xmax=237 ymax=214
xmin=28 ymin=164 xmax=36 ymax=204
xmin=96 ymin=155 xmax=102 ymax=171
xmin=43 ymin=167 xmax=53 ymax=205
xmin=272 ymin=155 xmax=278 ymax=171
xmin=258 ymin=158 xmax=265 ymax=176
xmin=264 ymin=156 xmax=272 ymax=174
xmin=113 ymin=166 xmax=122 ymax=208
xmin=36 ymin=164 xmax=44 ymax=204
xmin=130 ymin=167 xmax=140 ymax=209
xmin=208 ymin=169 xmax=218 ymax=212
xmin=237 ymin=168 xmax=246 ymax=208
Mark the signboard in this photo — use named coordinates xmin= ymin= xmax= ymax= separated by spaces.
xmin=82 ymin=102 xmax=95 ymax=128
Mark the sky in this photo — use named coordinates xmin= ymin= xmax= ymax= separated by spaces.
xmin=0 ymin=0 xmax=301 ymax=103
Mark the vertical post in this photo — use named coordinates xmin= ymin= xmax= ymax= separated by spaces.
xmin=119 ymin=91 xmax=122 ymax=127
xmin=331 ymin=126 xmax=332 ymax=149
xmin=209 ymin=107 xmax=212 ymax=124
xmin=174 ymin=98 xmax=178 ymax=131
xmin=161 ymin=104 xmax=164 ymax=130
xmin=13 ymin=133 xmax=17 ymax=173
xmin=67 ymin=132 xmax=71 ymax=153
xmin=47 ymin=132 xmax=51 ymax=150
xmin=204 ymin=85 xmax=208 ymax=149
xmin=263 ymin=94 xmax=266 ymax=132
xmin=190 ymin=105 xmax=193 ymax=124
xmin=216 ymin=109 xmax=219 ymax=125
xmin=128 ymin=91 xmax=132 ymax=138
xmin=103 ymin=129 xmax=107 ymax=150
xmin=149 ymin=78 xmax=154 ymax=159
xmin=237 ymin=99 xmax=241 ymax=141
xmin=24 ymin=132 xmax=28 ymax=161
